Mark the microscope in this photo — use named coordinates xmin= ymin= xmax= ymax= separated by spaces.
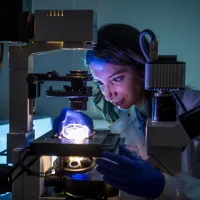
xmin=0 ymin=3 xmax=124 ymax=200
xmin=2 ymin=2 xmax=199 ymax=199
xmin=138 ymin=30 xmax=192 ymax=176
xmin=22 ymin=69 xmax=123 ymax=200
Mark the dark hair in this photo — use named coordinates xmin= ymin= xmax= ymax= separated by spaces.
xmin=85 ymin=23 xmax=149 ymax=123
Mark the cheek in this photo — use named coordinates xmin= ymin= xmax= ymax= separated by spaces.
xmin=126 ymin=77 xmax=144 ymax=98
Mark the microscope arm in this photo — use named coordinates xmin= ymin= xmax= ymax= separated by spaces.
xmin=8 ymin=42 xmax=94 ymax=163
xmin=7 ymin=43 xmax=66 ymax=163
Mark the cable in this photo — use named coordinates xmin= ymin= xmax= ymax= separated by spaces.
xmin=172 ymin=91 xmax=187 ymax=113
xmin=9 ymin=148 xmax=35 ymax=182
xmin=0 ymin=148 xmax=29 ymax=193
xmin=11 ymin=155 xmax=40 ymax=183
xmin=11 ymin=149 xmax=53 ymax=183
xmin=7 ymin=147 xmax=28 ymax=177
xmin=19 ymin=155 xmax=48 ymax=177
xmin=0 ymin=43 xmax=4 ymax=72
xmin=136 ymin=147 xmax=174 ymax=176
xmin=149 ymin=154 xmax=173 ymax=176
xmin=139 ymin=29 xmax=157 ymax=62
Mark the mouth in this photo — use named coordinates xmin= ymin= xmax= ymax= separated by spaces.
xmin=112 ymin=98 xmax=125 ymax=106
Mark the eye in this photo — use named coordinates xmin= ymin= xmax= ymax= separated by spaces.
xmin=112 ymin=75 xmax=124 ymax=82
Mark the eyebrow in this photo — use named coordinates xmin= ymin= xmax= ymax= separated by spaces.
xmin=108 ymin=68 xmax=128 ymax=78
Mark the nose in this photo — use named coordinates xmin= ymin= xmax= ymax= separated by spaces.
xmin=103 ymin=84 xmax=117 ymax=102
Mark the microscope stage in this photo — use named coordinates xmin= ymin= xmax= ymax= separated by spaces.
xmin=30 ymin=130 xmax=123 ymax=157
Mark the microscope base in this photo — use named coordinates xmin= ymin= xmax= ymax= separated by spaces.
xmin=11 ymin=148 xmax=119 ymax=200
xmin=146 ymin=119 xmax=190 ymax=175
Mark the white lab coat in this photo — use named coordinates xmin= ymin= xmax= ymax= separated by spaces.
xmin=108 ymin=87 xmax=200 ymax=200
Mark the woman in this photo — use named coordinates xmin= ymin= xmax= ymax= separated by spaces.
xmin=53 ymin=24 xmax=200 ymax=199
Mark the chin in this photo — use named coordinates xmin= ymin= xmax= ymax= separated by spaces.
xmin=117 ymin=103 xmax=132 ymax=110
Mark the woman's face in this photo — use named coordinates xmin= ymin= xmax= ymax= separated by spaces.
xmin=89 ymin=62 xmax=144 ymax=110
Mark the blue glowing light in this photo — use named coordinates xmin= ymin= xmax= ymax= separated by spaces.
xmin=71 ymin=173 xmax=85 ymax=180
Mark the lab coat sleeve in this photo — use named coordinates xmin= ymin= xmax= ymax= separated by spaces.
xmin=158 ymin=172 xmax=200 ymax=200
